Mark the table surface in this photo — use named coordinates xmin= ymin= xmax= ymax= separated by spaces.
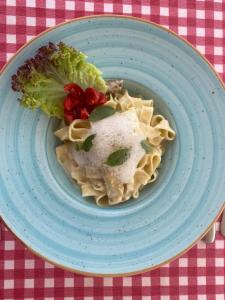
xmin=0 ymin=1 xmax=225 ymax=299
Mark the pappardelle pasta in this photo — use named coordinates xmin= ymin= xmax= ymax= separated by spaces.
xmin=55 ymin=88 xmax=175 ymax=207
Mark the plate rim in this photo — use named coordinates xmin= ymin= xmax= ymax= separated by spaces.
xmin=0 ymin=14 xmax=225 ymax=277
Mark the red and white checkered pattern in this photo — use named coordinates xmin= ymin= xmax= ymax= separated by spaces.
xmin=0 ymin=0 xmax=225 ymax=299
xmin=1 ymin=223 xmax=225 ymax=299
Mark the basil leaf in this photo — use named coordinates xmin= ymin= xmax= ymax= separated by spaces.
xmin=82 ymin=134 xmax=96 ymax=152
xmin=89 ymin=105 xmax=116 ymax=122
xmin=106 ymin=148 xmax=130 ymax=166
xmin=141 ymin=139 xmax=152 ymax=153
xmin=74 ymin=142 xmax=83 ymax=151
xmin=74 ymin=134 xmax=96 ymax=152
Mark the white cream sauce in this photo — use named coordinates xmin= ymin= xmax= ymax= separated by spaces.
xmin=72 ymin=108 xmax=145 ymax=183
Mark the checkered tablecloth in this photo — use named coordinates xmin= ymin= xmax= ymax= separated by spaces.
xmin=0 ymin=1 xmax=225 ymax=299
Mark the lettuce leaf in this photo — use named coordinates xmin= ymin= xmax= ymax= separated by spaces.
xmin=11 ymin=42 xmax=107 ymax=118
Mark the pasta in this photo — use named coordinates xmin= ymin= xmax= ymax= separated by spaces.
xmin=55 ymin=90 xmax=175 ymax=207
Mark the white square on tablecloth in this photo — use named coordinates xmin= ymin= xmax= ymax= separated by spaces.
xmin=141 ymin=6 xmax=150 ymax=15
xmin=215 ymin=257 xmax=224 ymax=267
xmin=45 ymin=261 xmax=54 ymax=268
xmin=196 ymin=10 xmax=205 ymax=19
xmin=160 ymin=277 xmax=169 ymax=286
xmin=214 ymin=47 xmax=223 ymax=55
xmin=178 ymin=8 xmax=187 ymax=18
xmin=65 ymin=1 xmax=75 ymax=10
xmin=4 ymin=240 xmax=15 ymax=250
xmin=179 ymin=258 xmax=188 ymax=267
xmin=198 ymin=296 xmax=206 ymax=300
xmin=103 ymin=277 xmax=113 ymax=286
xmin=25 ymin=279 xmax=34 ymax=288
xmin=44 ymin=278 xmax=54 ymax=288
xmin=46 ymin=18 xmax=56 ymax=27
xmin=142 ymin=277 xmax=151 ymax=285
xmin=196 ymin=45 xmax=205 ymax=55
xmin=104 ymin=3 xmax=113 ymax=13
xmin=46 ymin=0 xmax=55 ymax=9
xmin=25 ymin=259 xmax=34 ymax=269
xmin=160 ymin=7 xmax=169 ymax=16
xmin=6 ymin=53 xmax=14 ymax=61
xmin=196 ymin=28 xmax=205 ymax=37
xmin=26 ymin=0 xmax=35 ymax=7
xmin=179 ymin=277 xmax=188 ymax=285
xmin=197 ymin=276 xmax=206 ymax=285
xmin=26 ymin=17 xmax=36 ymax=26
xmin=84 ymin=278 xmax=94 ymax=287
xmin=64 ymin=278 xmax=74 ymax=287
xmin=4 ymin=260 xmax=14 ymax=269
xmin=197 ymin=258 xmax=206 ymax=267
xmin=6 ymin=34 xmax=16 ymax=44
xmin=123 ymin=5 xmax=132 ymax=14
xmin=6 ymin=15 xmax=16 ymax=25
xmin=85 ymin=2 xmax=94 ymax=12
xmin=4 ymin=279 xmax=14 ymax=289
xmin=26 ymin=35 xmax=35 ymax=42
xmin=123 ymin=277 xmax=132 ymax=286
xmin=215 ymin=64 xmax=223 ymax=73
xmin=178 ymin=27 xmax=187 ymax=36
xmin=214 ymin=29 xmax=223 ymax=38
xmin=216 ymin=295 xmax=225 ymax=300
xmin=214 ymin=11 xmax=223 ymax=20
xmin=216 ymin=276 xmax=224 ymax=285
xmin=6 ymin=0 xmax=16 ymax=6
xmin=180 ymin=296 xmax=189 ymax=300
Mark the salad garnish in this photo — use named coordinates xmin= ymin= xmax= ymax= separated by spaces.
xmin=11 ymin=42 xmax=107 ymax=121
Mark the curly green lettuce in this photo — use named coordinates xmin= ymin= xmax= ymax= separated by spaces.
xmin=11 ymin=42 xmax=107 ymax=118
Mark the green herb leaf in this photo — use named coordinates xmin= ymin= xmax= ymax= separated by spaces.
xmin=141 ymin=139 xmax=152 ymax=153
xmin=74 ymin=134 xmax=96 ymax=152
xmin=82 ymin=134 xmax=96 ymax=152
xmin=106 ymin=148 xmax=130 ymax=167
xmin=74 ymin=142 xmax=83 ymax=151
xmin=89 ymin=106 xmax=116 ymax=122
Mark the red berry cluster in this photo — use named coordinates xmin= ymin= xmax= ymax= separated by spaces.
xmin=63 ymin=83 xmax=107 ymax=123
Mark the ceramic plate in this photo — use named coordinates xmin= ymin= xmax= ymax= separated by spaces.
xmin=0 ymin=16 xmax=225 ymax=276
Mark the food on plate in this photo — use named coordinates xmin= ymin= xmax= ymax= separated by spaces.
xmin=11 ymin=42 xmax=107 ymax=119
xmin=55 ymin=89 xmax=175 ymax=206
xmin=11 ymin=42 xmax=175 ymax=207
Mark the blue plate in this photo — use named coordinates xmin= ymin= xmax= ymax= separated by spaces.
xmin=0 ymin=16 xmax=225 ymax=276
